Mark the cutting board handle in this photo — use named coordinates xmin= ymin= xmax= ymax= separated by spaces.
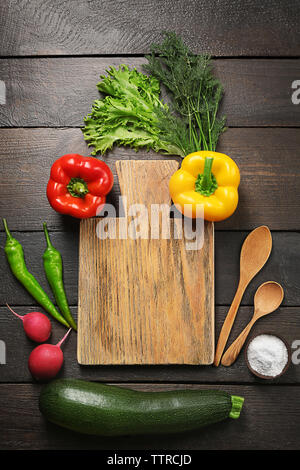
xmin=116 ymin=160 xmax=179 ymax=210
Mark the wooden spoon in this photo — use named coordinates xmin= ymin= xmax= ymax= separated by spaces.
xmin=221 ymin=281 xmax=284 ymax=366
xmin=214 ymin=226 xmax=272 ymax=366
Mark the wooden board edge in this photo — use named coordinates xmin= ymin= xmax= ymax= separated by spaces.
xmin=208 ymin=221 xmax=215 ymax=364
xmin=77 ymin=218 xmax=94 ymax=365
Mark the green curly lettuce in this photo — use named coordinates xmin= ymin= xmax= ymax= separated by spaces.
xmin=82 ymin=65 xmax=186 ymax=157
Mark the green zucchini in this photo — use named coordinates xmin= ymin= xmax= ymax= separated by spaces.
xmin=39 ymin=379 xmax=244 ymax=436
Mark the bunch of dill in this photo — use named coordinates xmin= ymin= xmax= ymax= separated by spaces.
xmin=144 ymin=31 xmax=226 ymax=154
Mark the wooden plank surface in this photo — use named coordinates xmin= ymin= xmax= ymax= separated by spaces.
xmin=1 ymin=128 xmax=300 ymax=231
xmin=0 ymin=58 xmax=300 ymax=127
xmin=1 ymin=0 xmax=299 ymax=452
xmin=0 ymin=1 xmax=299 ymax=57
xmin=1 ymin=383 xmax=300 ymax=450
xmin=1 ymin=230 xmax=300 ymax=307
xmin=78 ymin=160 xmax=214 ymax=365
xmin=0 ymin=306 xmax=298 ymax=384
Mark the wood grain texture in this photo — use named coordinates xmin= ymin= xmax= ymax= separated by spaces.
xmin=0 ymin=0 xmax=299 ymax=453
xmin=1 ymin=306 xmax=299 ymax=384
xmin=1 ymin=383 xmax=300 ymax=450
xmin=1 ymin=230 xmax=300 ymax=308
xmin=1 ymin=58 xmax=300 ymax=127
xmin=1 ymin=128 xmax=300 ymax=231
xmin=78 ymin=219 xmax=214 ymax=365
xmin=0 ymin=1 xmax=299 ymax=56
xmin=78 ymin=161 xmax=214 ymax=365
xmin=116 ymin=160 xmax=179 ymax=211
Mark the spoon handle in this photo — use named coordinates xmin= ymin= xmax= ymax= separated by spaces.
xmin=221 ymin=319 xmax=255 ymax=366
xmin=214 ymin=282 xmax=246 ymax=366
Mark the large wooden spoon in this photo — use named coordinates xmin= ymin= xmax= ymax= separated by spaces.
xmin=221 ymin=281 xmax=284 ymax=366
xmin=214 ymin=226 xmax=272 ymax=366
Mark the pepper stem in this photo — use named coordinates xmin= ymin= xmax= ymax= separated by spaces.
xmin=2 ymin=219 xmax=12 ymax=239
xmin=201 ymin=157 xmax=213 ymax=190
xmin=195 ymin=157 xmax=218 ymax=197
xmin=67 ymin=178 xmax=89 ymax=198
xmin=43 ymin=222 xmax=53 ymax=249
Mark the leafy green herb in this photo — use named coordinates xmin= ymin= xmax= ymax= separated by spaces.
xmin=82 ymin=65 xmax=186 ymax=157
xmin=82 ymin=33 xmax=226 ymax=157
xmin=144 ymin=32 xmax=226 ymax=153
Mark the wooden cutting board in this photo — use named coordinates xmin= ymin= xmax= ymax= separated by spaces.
xmin=78 ymin=160 xmax=214 ymax=365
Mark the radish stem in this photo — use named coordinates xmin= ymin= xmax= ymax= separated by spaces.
xmin=56 ymin=328 xmax=72 ymax=348
xmin=6 ymin=303 xmax=23 ymax=321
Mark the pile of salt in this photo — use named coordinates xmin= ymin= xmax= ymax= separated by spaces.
xmin=247 ymin=334 xmax=289 ymax=377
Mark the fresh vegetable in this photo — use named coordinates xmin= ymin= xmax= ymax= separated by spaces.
xmin=43 ymin=223 xmax=77 ymax=331
xmin=47 ymin=154 xmax=113 ymax=219
xmin=83 ymin=64 xmax=186 ymax=156
xmin=39 ymin=379 xmax=244 ymax=436
xmin=145 ymin=33 xmax=239 ymax=222
xmin=28 ymin=328 xmax=71 ymax=381
xmin=169 ymin=151 xmax=240 ymax=221
xmin=6 ymin=303 xmax=51 ymax=343
xmin=81 ymin=32 xmax=237 ymax=221
xmin=144 ymin=32 xmax=226 ymax=154
xmin=82 ymin=32 xmax=226 ymax=158
xmin=2 ymin=219 xmax=70 ymax=328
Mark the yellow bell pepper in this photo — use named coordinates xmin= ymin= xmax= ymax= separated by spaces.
xmin=169 ymin=151 xmax=240 ymax=222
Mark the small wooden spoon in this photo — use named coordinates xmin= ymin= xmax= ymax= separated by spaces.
xmin=221 ymin=281 xmax=284 ymax=366
xmin=214 ymin=226 xmax=272 ymax=366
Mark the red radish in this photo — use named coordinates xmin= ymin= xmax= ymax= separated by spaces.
xmin=28 ymin=328 xmax=71 ymax=381
xmin=6 ymin=303 xmax=51 ymax=342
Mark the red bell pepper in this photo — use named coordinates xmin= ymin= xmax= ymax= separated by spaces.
xmin=47 ymin=154 xmax=113 ymax=219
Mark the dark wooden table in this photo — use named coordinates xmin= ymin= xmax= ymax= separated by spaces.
xmin=1 ymin=0 xmax=300 ymax=451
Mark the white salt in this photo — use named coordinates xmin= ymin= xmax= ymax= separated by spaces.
xmin=247 ymin=334 xmax=289 ymax=377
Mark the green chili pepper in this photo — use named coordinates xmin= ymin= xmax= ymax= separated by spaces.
xmin=3 ymin=219 xmax=70 ymax=328
xmin=42 ymin=223 xmax=77 ymax=331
